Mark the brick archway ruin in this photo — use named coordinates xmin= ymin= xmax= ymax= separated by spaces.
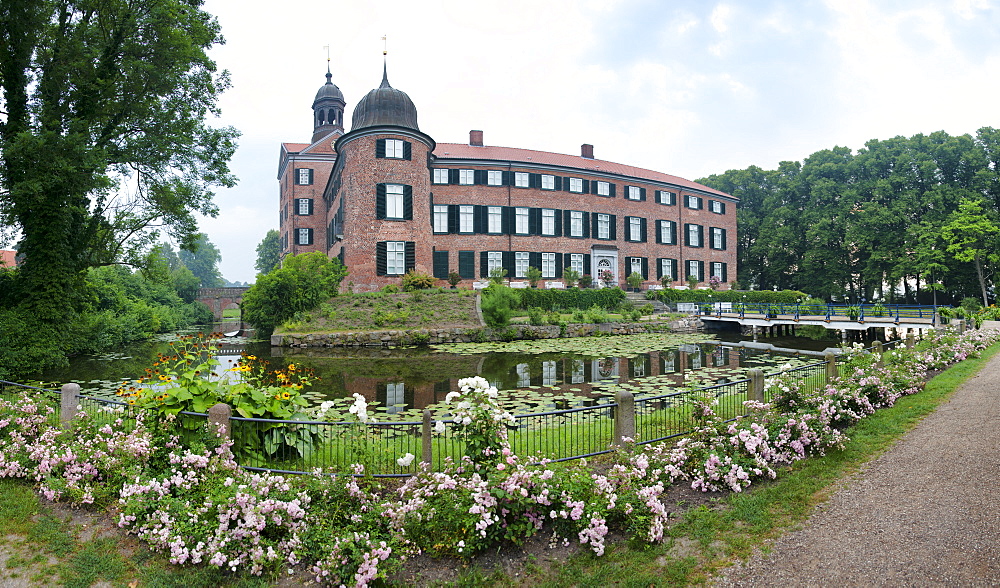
xmin=195 ymin=287 xmax=249 ymax=321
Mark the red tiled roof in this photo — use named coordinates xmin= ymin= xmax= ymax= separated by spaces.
xmin=432 ymin=143 xmax=732 ymax=199
xmin=0 ymin=250 xmax=15 ymax=267
xmin=282 ymin=142 xmax=310 ymax=153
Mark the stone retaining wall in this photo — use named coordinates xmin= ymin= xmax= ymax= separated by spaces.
xmin=272 ymin=317 xmax=702 ymax=348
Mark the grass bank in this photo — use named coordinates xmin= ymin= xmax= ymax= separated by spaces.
xmin=505 ymin=340 xmax=1000 ymax=587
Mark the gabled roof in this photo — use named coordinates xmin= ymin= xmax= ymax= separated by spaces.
xmin=431 ymin=143 xmax=733 ymax=199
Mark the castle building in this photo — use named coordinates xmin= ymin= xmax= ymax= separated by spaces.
xmin=278 ymin=63 xmax=737 ymax=292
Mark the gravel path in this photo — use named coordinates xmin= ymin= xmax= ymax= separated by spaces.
xmin=713 ymin=350 xmax=1000 ymax=587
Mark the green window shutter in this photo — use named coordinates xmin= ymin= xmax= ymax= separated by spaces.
xmin=554 ymin=253 xmax=563 ymax=278
xmin=307 ymin=199 xmax=314 ymax=215
xmin=721 ymin=262 xmax=728 ymax=283
xmin=529 ymin=252 xmax=542 ymax=272
xmin=405 ymin=242 xmax=416 ymax=273
xmin=502 ymin=206 xmax=514 ymax=234
xmin=403 ymin=141 xmax=412 ymax=160
xmin=529 ymin=208 xmax=542 ymax=235
xmin=563 ymin=210 xmax=571 ymax=235
xmin=641 ymin=257 xmax=648 ymax=280
xmin=459 ymin=251 xmax=475 ymax=279
xmin=609 ymin=183 xmax=616 ymax=198
xmin=376 ymin=138 xmax=386 ymax=158
xmin=375 ymin=184 xmax=386 ymax=219
xmin=639 ymin=187 xmax=647 ymax=201
xmin=656 ymin=258 xmax=665 ymax=279
xmin=473 ymin=205 xmax=486 ymax=234
xmin=307 ymin=169 xmax=314 ymax=185
xmin=554 ymin=176 xmax=563 ymax=191
xmin=698 ymin=225 xmax=704 ymax=247
xmin=590 ymin=213 xmax=598 ymax=237
xmin=501 ymin=171 xmax=511 ymax=186
xmin=433 ymin=250 xmax=449 ymax=279
xmin=475 ymin=170 xmax=487 ymax=185
xmin=722 ymin=228 xmax=727 ymax=250
xmin=582 ymin=212 xmax=590 ymax=238
xmin=553 ymin=209 xmax=562 ymax=237
xmin=502 ymin=251 xmax=515 ymax=277
xmin=583 ymin=254 xmax=592 ymax=276
xmin=640 ymin=218 xmax=647 ymax=243
xmin=480 ymin=251 xmax=489 ymax=278
xmin=447 ymin=205 xmax=459 ymax=233
xmin=609 ymin=214 xmax=617 ymax=240
xmin=376 ymin=242 xmax=387 ymax=275
xmin=449 ymin=169 xmax=459 ymax=184
xmin=306 ymin=228 xmax=314 ymax=245
xmin=698 ymin=261 xmax=705 ymax=282
xmin=403 ymin=186 xmax=413 ymax=220
xmin=582 ymin=180 xmax=590 ymax=194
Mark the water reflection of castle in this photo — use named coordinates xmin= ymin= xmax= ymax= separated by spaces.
xmin=331 ymin=345 xmax=740 ymax=414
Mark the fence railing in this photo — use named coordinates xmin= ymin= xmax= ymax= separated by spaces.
xmin=0 ymin=340 xmax=906 ymax=476
xmin=695 ymin=302 xmax=942 ymax=323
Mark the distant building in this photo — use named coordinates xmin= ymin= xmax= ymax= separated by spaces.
xmin=0 ymin=250 xmax=16 ymax=268
xmin=278 ymin=64 xmax=737 ymax=292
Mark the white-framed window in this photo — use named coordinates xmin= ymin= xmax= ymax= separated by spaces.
xmin=487 ymin=170 xmax=503 ymax=186
xmin=297 ymin=228 xmax=311 ymax=245
xmin=385 ymin=139 xmax=404 ymax=158
xmin=569 ymin=211 xmax=583 ymax=237
xmin=569 ymin=253 xmax=584 ymax=275
xmin=686 ymin=194 xmax=701 ymax=209
xmin=569 ymin=178 xmax=583 ymax=193
xmin=660 ymin=258 xmax=675 ymax=281
xmin=433 ymin=204 xmax=448 ymax=233
xmin=487 ymin=251 xmax=503 ymax=275
xmin=387 ymin=241 xmax=405 ymax=275
xmin=658 ymin=220 xmax=675 ymax=244
xmin=297 ymin=168 xmax=311 ymax=185
xmin=709 ymin=200 xmax=725 ymax=214
xmin=385 ymin=183 xmax=404 ymax=219
xmin=488 ymin=206 xmax=502 ymax=233
xmin=627 ymin=186 xmax=641 ymax=201
xmin=541 ymin=174 xmax=555 ymax=190
xmin=542 ymin=208 xmax=555 ymax=236
xmin=297 ymin=198 xmax=310 ymax=215
xmin=597 ymin=213 xmax=610 ymax=239
xmin=596 ymin=181 xmax=610 ymax=196
xmin=459 ymin=205 xmax=474 ymax=233
xmin=515 ymin=207 xmax=529 ymax=234
xmin=687 ymin=260 xmax=700 ymax=281
xmin=630 ymin=256 xmax=643 ymax=276
xmin=628 ymin=217 xmax=641 ymax=241
xmin=657 ymin=190 xmax=676 ymax=205
xmin=541 ymin=252 xmax=556 ymax=278
xmin=386 ymin=382 xmax=404 ymax=414
xmin=542 ymin=361 xmax=557 ymax=386
xmin=459 ymin=169 xmax=475 ymax=185
xmin=571 ymin=359 xmax=585 ymax=384
xmin=432 ymin=169 xmax=449 ymax=184
xmin=514 ymin=172 xmax=529 ymax=188
xmin=711 ymin=262 xmax=725 ymax=279
xmin=688 ymin=224 xmax=701 ymax=247
xmin=711 ymin=227 xmax=725 ymax=249
xmin=516 ymin=363 xmax=531 ymax=387
xmin=515 ymin=251 xmax=529 ymax=278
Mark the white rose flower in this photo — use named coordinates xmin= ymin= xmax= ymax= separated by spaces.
xmin=396 ymin=453 xmax=415 ymax=467
xmin=433 ymin=420 xmax=446 ymax=434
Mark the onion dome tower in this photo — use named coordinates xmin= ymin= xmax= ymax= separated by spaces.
xmin=311 ymin=66 xmax=346 ymax=144
xmin=350 ymin=62 xmax=419 ymax=131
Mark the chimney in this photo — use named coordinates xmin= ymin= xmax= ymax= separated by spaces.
xmin=581 ymin=143 xmax=594 ymax=159
xmin=470 ymin=130 xmax=484 ymax=147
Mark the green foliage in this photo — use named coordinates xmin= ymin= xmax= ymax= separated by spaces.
xmin=448 ymin=271 xmax=462 ymax=288
xmin=525 ymin=266 xmax=542 ymax=288
xmin=563 ymin=267 xmax=580 ymax=288
xmin=0 ymin=0 xmax=237 ymax=322
xmin=583 ymin=305 xmax=609 ymax=323
xmin=527 ymin=307 xmax=545 ymax=326
xmin=546 ymin=309 xmax=562 ymax=325
xmin=489 ymin=267 xmax=508 ymax=285
xmin=401 ymin=270 xmax=436 ymax=291
xmin=481 ymin=284 xmax=518 ymax=328
xmin=178 ymin=233 xmax=224 ymax=288
xmin=515 ymin=286 xmax=626 ymax=312
xmin=578 ymin=274 xmax=593 ymax=288
xmin=242 ymin=252 xmax=348 ymax=337
xmin=254 ymin=229 xmax=281 ymax=276
xmin=627 ymin=271 xmax=644 ymax=290
xmin=960 ymin=297 xmax=983 ymax=313
xmin=652 ymin=288 xmax=811 ymax=304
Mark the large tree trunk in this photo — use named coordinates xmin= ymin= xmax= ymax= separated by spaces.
xmin=974 ymin=253 xmax=989 ymax=306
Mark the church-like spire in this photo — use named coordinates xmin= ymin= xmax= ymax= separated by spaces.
xmin=311 ymin=53 xmax=346 ymax=144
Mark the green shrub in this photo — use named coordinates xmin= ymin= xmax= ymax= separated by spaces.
xmin=402 ymin=270 xmax=436 ymax=291
xmin=546 ymin=310 xmax=561 ymax=325
xmin=489 ymin=267 xmax=508 ymax=285
xmin=583 ymin=304 xmax=609 ymax=323
xmin=447 ymin=272 xmax=462 ymax=288
xmin=960 ymin=297 xmax=982 ymax=313
xmin=526 ymin=266 xmax=542 ymax=288
xmin=527 ymin=307 xmax=545 ymax=326
xmin=382 ymin=284 xmax=400 ymax=293
xmin=572 ymin=309 xmax=585 ymax=322
xmin=481 ymin=284 xmax=518 ymax=328
xmin=242 ymin=252 xmax=348 ymax=337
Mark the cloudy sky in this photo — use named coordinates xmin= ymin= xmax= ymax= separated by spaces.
xmin=198 ymin=0 xmax=1000 ymax=283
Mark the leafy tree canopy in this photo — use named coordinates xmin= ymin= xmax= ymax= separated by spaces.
xmin=177 ymin=232 xmax=224 ymax=288
xmin=0 ymin=0 xmax=238 ymax=320
xmin=254 ymin=229 xmax=281 ymax=276
xmin=242 ymin=252 xmax=348 ymax=337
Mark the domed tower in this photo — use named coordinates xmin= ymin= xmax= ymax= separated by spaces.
xmin=328 ymin=62 xmax=435 ymax=290
xmin=311 ymin=67 xmax=346 ymax=144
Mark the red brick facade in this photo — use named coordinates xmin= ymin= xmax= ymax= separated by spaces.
xmin=280 ymin=71 xmax=737 ymax=291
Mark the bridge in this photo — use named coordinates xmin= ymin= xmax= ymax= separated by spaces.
xmin=694 ymin=303 xmax=942 ymax=340
xmin=196 ymin=287 xmax=250 ymax=321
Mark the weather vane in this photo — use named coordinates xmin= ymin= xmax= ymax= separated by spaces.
xmin=323 ymin=45 xmax=330 ymax=72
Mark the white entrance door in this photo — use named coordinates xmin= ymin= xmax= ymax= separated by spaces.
xmin=593 ymin=253 xmax=618 ymax=287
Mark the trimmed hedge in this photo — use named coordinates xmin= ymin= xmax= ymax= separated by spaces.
xmin=650 ymin=288 xmax=812 ymax=304
xmin=516 ymin=287 xmax=627 ymax=311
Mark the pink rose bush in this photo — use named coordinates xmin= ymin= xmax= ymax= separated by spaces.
xmin=0 ymin=328 xmax=997 ymax=586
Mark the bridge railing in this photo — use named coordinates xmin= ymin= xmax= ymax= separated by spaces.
xmin=700 ymin=302 xmax=943 ymax=324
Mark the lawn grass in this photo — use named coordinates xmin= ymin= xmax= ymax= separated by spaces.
xmin=457 ymin=340 xmax=1000 ymax=587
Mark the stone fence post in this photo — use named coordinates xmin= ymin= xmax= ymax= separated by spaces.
xmin=956 ymin=319 xmax=966 ymax=334
xmin=825 ymin=352 xmax=838 ymax=383
xmin=746 ymin=369 xmax=765 ymax=409
xmin=208 ymin=402 xmax=232 ymax=456
xmin=60 ymin=383 xmax=80 ymax=429
xmin=906 ymin=332 xmax=915 ymax=349
xmin=422 ymin=409 xmax=433 ymax=466
xmin=613 ymin=389 xmax=636 ymax=447
xmin=873 ymin=341 xmax=884 ymax=368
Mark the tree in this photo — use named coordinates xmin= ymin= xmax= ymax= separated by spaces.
xmin=241 ymin=252 xmax=348 ymax=336
xmin=941 ymin=198 xmax=1000 ymax=306
xmin=0 ymin=0 xmax=238 ymax=321
xmin=177 ymin=233 xmax=223 ymax=288
xmin=255 ymin=229 xmax=281 ymax=276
